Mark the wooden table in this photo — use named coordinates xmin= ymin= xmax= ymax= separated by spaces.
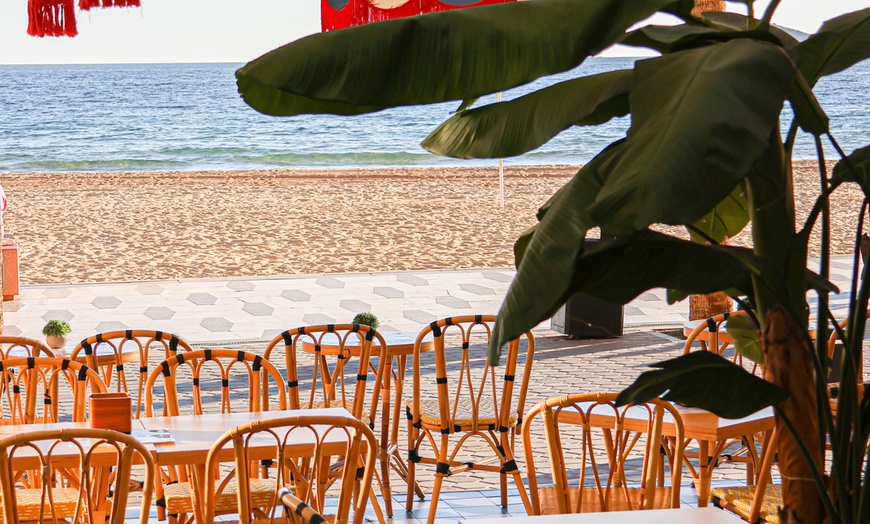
xmin=561 ymin=403 xmax=774 ymax=507
xmin=460 ymin=507 xmax=744 ymax=523
xmin=141 ymin=407 xmax=351 ymax=524
xmin=300 ymin=331 xmax=434 ymax=516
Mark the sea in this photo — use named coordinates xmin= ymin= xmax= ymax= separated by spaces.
xmin=0 ymin=57 xmax=867 ymax=173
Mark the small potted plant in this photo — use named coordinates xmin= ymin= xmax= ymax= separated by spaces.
xmin=352 ymin=312 xmax=380 ymax=329
xmin=42 ymin=319 xmax=71 ymax=350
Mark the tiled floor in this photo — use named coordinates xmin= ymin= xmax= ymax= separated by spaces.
xmin=4 ymin=256 xmax=857 ymax=524
xmin=2 ymin=256 xmax=856 ymax=345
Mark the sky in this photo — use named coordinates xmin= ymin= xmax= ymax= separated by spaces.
xmin=0 ymin=0 xmax=868 ymax=65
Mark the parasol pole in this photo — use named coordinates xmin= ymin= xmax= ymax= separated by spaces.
xmin=498 ymin=91 xmax=504 ymax=208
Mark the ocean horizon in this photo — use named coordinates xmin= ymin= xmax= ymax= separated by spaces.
xmin=1 ymin=58 xmax=867 ymax=173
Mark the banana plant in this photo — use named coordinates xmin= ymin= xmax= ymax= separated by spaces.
xmin=235 ymin=1 xmax=870 ymax=521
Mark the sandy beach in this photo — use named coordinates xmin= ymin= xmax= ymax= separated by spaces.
xmin=2 ymin=161 xmax=864 ymax=286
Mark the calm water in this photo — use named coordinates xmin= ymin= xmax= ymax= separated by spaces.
xmin=0 ymin=58 xmax=867 ymax=172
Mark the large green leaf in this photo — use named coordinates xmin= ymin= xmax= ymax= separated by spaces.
xmin=615 ymin=351 xmax=790 ymax=419
xmin=703 ymin=12 xmax=801 ymax=48
xmin=621 ymin=20 xmax=792 ymax=55
xmin=725 ymin=313 xmax=764 ymax=364
xmin=831 ymin=145 xmax=870 ymax=199
xmin=793 ymin=7 xmax=870 ymax=86
xmin=236 ymin=0 xmax=680 ymax=116
xmin=588 ymin=39 xmax=795 ymax=235
xmin=421 ymin=70 xmax=632 ymax=159
xmin=488 ymin=142 xmax=624 ymax=363
xmin=565 ymin=232 xmax=758 ymax=304
xmin=689 ymin=182 xmax=749 ymax=243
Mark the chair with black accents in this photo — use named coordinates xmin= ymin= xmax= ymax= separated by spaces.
xmin=405 ymin=315 xmax=535 ymax=524
xmin=69 ymin=330 xmax=193 ymax=417
xmin=263 ymin=324 xmax=389 ymax=522
xmin=0 ymin=356 xmax=107 ymax=425
xmin=0 ymin=336 xmax=54 ymax=359
xmin=204 ymin=414 xmax=378 ymax=524
xmin=143 ymin=349 xmax=288 ymax=523
xmin=522 ymin=393 xmax=686 ymax=515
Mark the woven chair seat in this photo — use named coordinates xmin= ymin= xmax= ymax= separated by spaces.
xmin=539 ymin=486 xmax=675 ymax=514
xmin=711 ymin=484 xmax=782 ymax=524
xmin=2 ymin=487 xmax=80 ymax=521
xmin=163 ymin=478 xmax=276 ymax=515
xmin=310 ymin=399 xmax=371 ymax=426
xmin=407 ymin=399 xmax=518 ymax=430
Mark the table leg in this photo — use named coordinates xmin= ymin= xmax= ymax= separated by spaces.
xmin=696 ymin=440 xmax=711 ymax=507
xmin=391 ymin=355 xmax=424 ymax=499
xmin=378 ymin=352 xmax=394 ymax=517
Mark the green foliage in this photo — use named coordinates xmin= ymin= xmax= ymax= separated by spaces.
xmin=352 ymin=312 xmax=380 ymax=329
xmin=236 ymin=2 xmax=870 ymax=521
xmin=615 ymin=351 xmax=789 ymax=419
xmin=42 ymin=319 xmax=71 ymax=337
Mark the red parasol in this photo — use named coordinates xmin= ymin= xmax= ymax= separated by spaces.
xmin=27 ymin=0 xmax=141 ymax=38
xmin=322 ymin=0 xmax=516 ymax=32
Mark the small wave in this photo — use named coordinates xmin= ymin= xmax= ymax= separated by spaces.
xmin=5 ymin=158 xmax=188 ymax=173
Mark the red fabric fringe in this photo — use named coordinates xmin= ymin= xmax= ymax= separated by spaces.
xmin=79 ymin=0 xmax=140 ymax=10
xmin=28 ymin=0 xmax=78 ymax=37
xmin=322 ymin=0 xmax=516 ymax=32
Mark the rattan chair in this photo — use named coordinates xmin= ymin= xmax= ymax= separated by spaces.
xmin=522 ymin=392 xmax=686 ymax=515
xmin=0 ymin=427 xmax=156 ymax=524
xmin=69 ymin=330 xmax=193 ymax=417
xmin=264 ymin=324 xmax=390 ymax=518
xmin=405 ymin=315 xmax=535 ymax=524
xmin=0 ymin=336 xmax=54 ymax=359
xmin=143 ymin=349 xmax=288 ymax=523
xmin=204 ymin=414 xmax=378 ymax=524
xmin=0 ymin=357 xmax=106 ymax=425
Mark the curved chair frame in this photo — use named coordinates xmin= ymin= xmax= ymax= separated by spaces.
xmin=522 ymin=392 xmax=686 ymax=515
xmin=69 ymin=330 xmax=193 ymax=417
xmin=0 ymin=427 xmax=156 ymax=524
xmin=204 ymin=414 xmax=378 ymax=524
xmin=0 ymin=357 xmax=106 ymax=424
xmin=0 ymin=336 xmax=54 ymax=359
xmin=406 ymin=315 xmax=535 ymax=524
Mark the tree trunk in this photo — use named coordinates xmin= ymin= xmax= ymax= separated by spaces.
xmin=763 ymin=306 xmax=825 ymax=524
xmin=691 ymin=0 xmax=725 ymax=16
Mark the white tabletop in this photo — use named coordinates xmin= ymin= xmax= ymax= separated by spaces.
xmin=459 ymin=507 xmax=743 ymax=524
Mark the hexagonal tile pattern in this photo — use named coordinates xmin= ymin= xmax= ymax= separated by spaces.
xmin=404 ymin=310 xmax=437 ymax=324
xmin=436 ymin=296 xmax=471 ymax=309
xmin=459 ymin=283 xmax=495 ymax=296
xmin=43 ymin=288 xmax=72 ymax=298
xmin=242 ymin=302 xmax=274 ymax=317
xmin=315 ymin=276 xmax=345 ymax=289
xmin=2 ymin=301 xmax=23 ymax=312
xmin=637 ymin=292 xmax=661 ymax=302
xmin=281 ymin=289 xmax=311 ymax=302
xmin=481 ymin=271 xmax=514 ymax=283
xmin=42 ymin=310 xmax=74 ymax=323
xmin=339 ymin=299 xmax=371 ymax=313
xmin=201 ymin=317 xmax=233 ymax=332
xmin=228 ymin=281 xmax=255 ymax=292
xmin=1 ymin=326 xmax=22 ymax=336
xmin=92 ymin=296 xmax=122 ymax=309
xmin=373 ymin=286 xmax=403 ymax=299
xmin=96 ymin=321 xmax=129 ymax=332
xmin=303 ymin=314 xmax=336 ymax=325
xmin=397 ymin=274 xmax=428 ymax=286
xmin=261 ymin=329 xmax=285 ymax=341
xmin=145 ymin=306 xmax=175 ymax=320
xmin=188 ymin=293 xmax=217 ymax=306
xmin=136 ymin=283 xmax=165 ymax=295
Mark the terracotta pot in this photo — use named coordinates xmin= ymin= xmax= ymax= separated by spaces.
xmin=45 ymin=334 xmax=68 ymax=350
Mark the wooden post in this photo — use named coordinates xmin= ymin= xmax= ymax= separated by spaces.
xmin=691 ymin=0 xmax=725 ymax=16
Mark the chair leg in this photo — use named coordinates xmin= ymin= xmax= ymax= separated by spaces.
xmin=377 ymin=449 xmax=393 ymax=518
xmin=426 ymin=434 xmax=450 ymax=524
xmin=500 ymin=471 xmax=508 ymax=507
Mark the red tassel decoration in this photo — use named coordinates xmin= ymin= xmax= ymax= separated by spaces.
xmin=28 ymin=0 xmax=78 ymax=37
xmin=79 ymin=0 xmax=140 ymax=9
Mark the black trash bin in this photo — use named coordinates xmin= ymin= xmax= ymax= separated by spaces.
xmin=550 ymin=238 xmax=624 ymax=338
